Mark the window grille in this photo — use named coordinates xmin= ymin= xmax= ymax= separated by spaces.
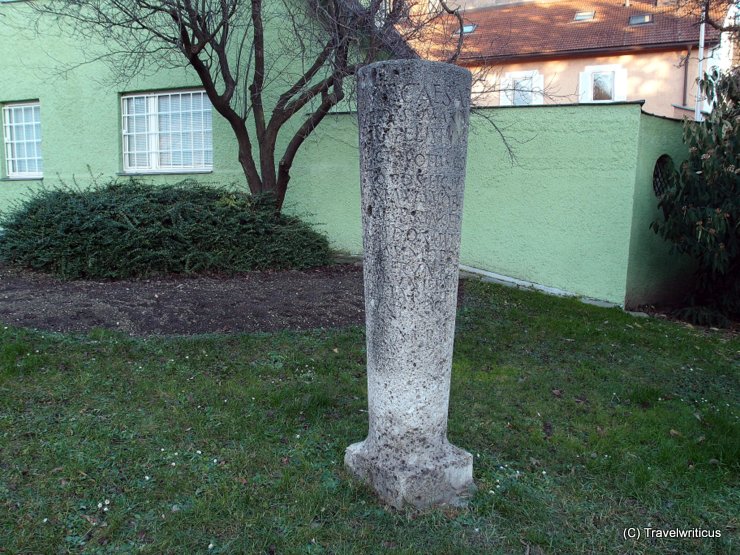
xmin=122 ymin=90 xmax=213 ymax=173
xmin=653 ymin=155 xmax=674 ymax=197
xmin=2 ymin=102 xmax=43 ymax=178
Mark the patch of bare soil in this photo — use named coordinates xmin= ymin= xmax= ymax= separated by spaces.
xmin=0 ymin=263 xmax=367 ymax=336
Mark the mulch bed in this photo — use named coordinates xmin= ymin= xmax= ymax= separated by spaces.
xmin=0 ymin=263 xmax=369 ymax=336
xmin=3 ymin=261 xmax=734 ymax=337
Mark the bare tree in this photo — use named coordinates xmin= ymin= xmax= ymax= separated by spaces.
xmin=28 ymin=0 xmax=467 ymax=212
xmin=686 ymin=0 xmax=739 ymax=39
xmin=670 ymin=0 xmax=739 ymax=69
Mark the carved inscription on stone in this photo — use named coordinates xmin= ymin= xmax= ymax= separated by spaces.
xmin=345 ymin=60 xmax=476 ymax=509
xmin=358 ymin=62 xmax=471 ymax=383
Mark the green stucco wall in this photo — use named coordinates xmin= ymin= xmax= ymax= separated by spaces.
xmin=1 ymin=3 xmax=690 ymax=306
xmin=0 ymin=5 xmax=242 ymax=207
xmin=625 ymin=114 xmax=694 ymax=308
xmin=290 ymin=104 xmax=645 ymax=305
xmin=0 ymin=1 xmax=321 ymax=205
xmin=461 ymin=105 xmax=643 ymax=304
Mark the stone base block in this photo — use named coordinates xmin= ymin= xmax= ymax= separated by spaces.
xmin=345 ymin=440 xmax=476 ymax=509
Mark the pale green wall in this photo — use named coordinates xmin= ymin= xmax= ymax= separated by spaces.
xmin=290 ymin=104 xmax=645 ymax=305
xmin=0 ymin=1 xmax=318 ymax=207
xmin=461 ymin=105 xmax=642 ymax=303
xmin=625 ymin=114 xmax=694 ymax=308
xmin=285 ymin=115 xmax=363 ymax=251
xmin=0 ymin=5 xmax=242 ymax=208
xmin=1 ymin=3 xmax=690 ymax=306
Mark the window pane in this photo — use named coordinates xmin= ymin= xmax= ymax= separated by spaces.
xmin=160 ymin=113 xmax=171 ymax=133
xmin=156 ymin=91 xmax=212 ymax=170
xmin=592 ymin=72 xmax=614 ymax=101
xmin=169 ymin=94 xmax=181 ymax=114
xmin=181 ymin=93 xmax=192 ymax=114
xmin=31 ymin=140 xmax=42 ymax=160
xmin=513 ymin=78 xmax=533 ymax=106
xmin=159 ymin=95 xmax=171 ymax=113
xmin=134 ymin=96 xmax=146 ymax=112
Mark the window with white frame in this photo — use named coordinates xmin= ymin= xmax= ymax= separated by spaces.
xmin=2 ymin=102 xmax=43 ymax=179
xmin=500 ymin=70 xmax=544 ymax=106
xmin=122 ymin=90 xmax=213 ymax=173
xmin=579 ymin=65 xmax=627 ymax=103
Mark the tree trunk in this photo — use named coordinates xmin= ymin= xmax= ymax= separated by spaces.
xmin=275 ymin=160 xmax=291 ymax=213
xmin=228 ymin=119 xmax=264 ymax=196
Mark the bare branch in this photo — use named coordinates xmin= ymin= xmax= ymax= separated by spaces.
xmin=21 ymin=0 xmax=486 ymax=211
xmin=438 ymin=0 xmax=464 ymax=63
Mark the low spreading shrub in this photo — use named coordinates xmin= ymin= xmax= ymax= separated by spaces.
xmin=0 ymin=180 xmax=332 ymax=279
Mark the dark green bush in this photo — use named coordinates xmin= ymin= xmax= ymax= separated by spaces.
xmin=0 ymin=180 xmax=332 ymax=279
xmin=650 ymin=68 xmax=739 ymax=326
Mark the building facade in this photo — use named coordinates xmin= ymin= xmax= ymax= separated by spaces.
xmin=0 ymin=0 xmax=699 ymax=307
xmin=414 ymin=0 xmax=737 ymax=118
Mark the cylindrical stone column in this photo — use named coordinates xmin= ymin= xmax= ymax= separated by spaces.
xmin=345 ymin=59 xmax=475 ymax=508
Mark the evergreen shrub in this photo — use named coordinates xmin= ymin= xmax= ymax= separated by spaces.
xmin=0 ymin=180 xmax=332 ymax=279
xmin=651 ymin=68 xmax=739 ymax=326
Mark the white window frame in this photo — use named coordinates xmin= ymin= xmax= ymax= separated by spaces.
xmin=2 ymin=101 xmax=43 ymax=179
xmin=579 ymin=64 xmax=627 ymax=103
xmin=121 ymin=89 xmax=213 ymax=174
xmin=500 ymin=70 xmax=544 ymax=106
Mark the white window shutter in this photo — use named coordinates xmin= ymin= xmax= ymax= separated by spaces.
xmin=614 ymin=69 xmax=628 ymax=101
xmin=500 ymin=77 xmax=513 ymax=106
xmin=578 ymin=71 xmax=590 ymax=102
xmin=532 ymin=73 xmax=545 ymax=105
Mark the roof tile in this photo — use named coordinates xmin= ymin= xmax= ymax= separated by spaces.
xmin=411 ymin=0 xmax=724 ymax=62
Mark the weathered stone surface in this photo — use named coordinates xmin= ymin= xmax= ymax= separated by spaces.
xmin=345 ymin=59 xmax=475 ymax=509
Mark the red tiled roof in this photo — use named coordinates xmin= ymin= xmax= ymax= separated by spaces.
xmin=411 ymin=0 xmax=724 ymax=63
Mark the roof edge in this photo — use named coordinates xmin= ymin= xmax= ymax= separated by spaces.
xmin=473 ymin=100 xmax=646 ymax=110
xmin=457 ymin=41 xmax=719 ymax=65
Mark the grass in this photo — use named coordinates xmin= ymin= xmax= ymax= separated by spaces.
xmin=0 ymin=281 xmax=737 ymax=554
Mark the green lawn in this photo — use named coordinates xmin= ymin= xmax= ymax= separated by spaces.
xmin=1 ymin=281 xmax=737 ymax=554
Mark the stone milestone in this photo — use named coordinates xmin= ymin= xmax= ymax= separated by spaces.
xmin=344 ymin=59 xmax=476 ymax=508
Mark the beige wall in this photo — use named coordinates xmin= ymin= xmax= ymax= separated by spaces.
xmin=468 ymin=48 xmax=708 ymax=118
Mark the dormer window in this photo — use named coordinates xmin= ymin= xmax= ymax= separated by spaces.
xmin=628 ymin=14 xmax=654 ymax=25
xmin=574 ymin=11 xmax=595 ymax=21
xmin=453 ymin=23 xmax=477 ymax=35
